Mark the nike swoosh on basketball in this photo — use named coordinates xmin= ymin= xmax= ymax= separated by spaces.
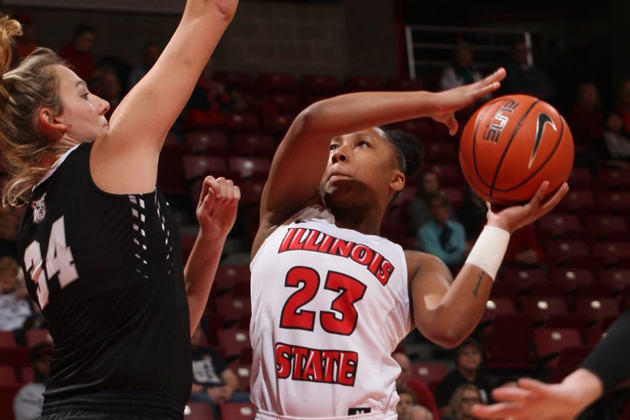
xmin=528 ymin=113 xmax=557 ymax=169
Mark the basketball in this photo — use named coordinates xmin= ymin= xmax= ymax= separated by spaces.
xmin=459 ymin=94 xmax=574 ymax=206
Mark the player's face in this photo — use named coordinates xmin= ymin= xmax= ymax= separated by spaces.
xmin=53 ymin=65 xmax=110 ymax=143
xmin=320 ymin=128 xmax=404 ymax=211
xmin=396 ymin=393 xmax=413 ymax=419
xmin=460 ymin=390 xmax=481 ymax=417
xmin=458 ymin=345 xmax=481 ymax=371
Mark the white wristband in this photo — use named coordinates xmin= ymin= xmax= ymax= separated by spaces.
xmin=465 ymin=226 xmax=510 ymax=281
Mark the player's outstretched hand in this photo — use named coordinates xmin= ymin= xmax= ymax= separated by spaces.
xmin=485 ymin=181 xmax=568 ymax=234
xmin=196 ymin=176 xmax=240 ymax=241
xmin=430 ymin=67 xmax=506 ymax=135
xmin=472 ymin=370 xmax=603 ymax=420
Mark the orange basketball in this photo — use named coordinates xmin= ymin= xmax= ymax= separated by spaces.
xmin=459 ymin=94 xmax=574 ymax=206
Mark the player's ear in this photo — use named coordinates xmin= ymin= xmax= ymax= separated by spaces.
xmin=390 ymin=170 xmax=405 ymax=194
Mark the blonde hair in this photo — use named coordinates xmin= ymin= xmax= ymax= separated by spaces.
xmin=449 ymin=383 xmax=481 ymax=420
xmin=0 ymin=15 xmax=65 ymax=207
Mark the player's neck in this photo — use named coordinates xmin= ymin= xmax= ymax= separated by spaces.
xmin=458 ymin=366 xmax=476 ymax=381
xmin=333 ymin=207 xmax=383 ymax=236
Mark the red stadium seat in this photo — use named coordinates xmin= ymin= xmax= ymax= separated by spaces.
xmin=345 ymin=76 xmax=382 ymax=92
xmin=546 ymin=241 xmax=591 ymax=266
xmin=219 ymin=402 xmax=257 ymax=420
xmin=551 ymin=268 xmax=596 ymax=290
xmin=538 ymin=214 xmax=583 ymax=238
xmin=522 ymin=298 xmax=569 ymax=324
xmin=597 ymin=168 xmax=630 ymax=190
xmin=598 ymin=269 xmax=630 ymax=292
xmin=228 ymin=157 xmax=271 ymax=181
xmin=256 ymin=73 xmax=298 ymax=93
xmin=546 ymin=314 xmax=589 ymax=337
xmin=484 ymin=314 xmax=534 ymax=372
xmin=596 ymin=191 xmax=630 ymax=212
xmin=184 ymin=131 xmax=231 ymax=156
xmin=548 ymin=346 xmax=593 ymax=383
xmin=216 ymin=297 xmax=252 ymax=322
xmin=186 ymin=401 xmax=217 ymax=420
xmin=584 ymin=215 xmax=627 ymax=237
xmin=574 ymin=284 xmax=613 ymax=299
xmin=555 ymin=190 xmax=595 ymax=213
xmin=480 ymin=298 xmax=516 ymax=325
xmin=25 ymin=329 xmax=52 ymax=347
xmin=183 ymin=156 xmax=229 ymax=182
xmin=20 ymin=367 xmax=33 ymax=384
xmin=502 ymin=268 xmax=548 ymax=291
xmin=389 ymin=119 xmax=433 ymax=138
xmin=411 ymin=362 xmax=449 ymax=391
xmin=213 ymin=71 xmax=254 ymax=91
xmin=263 ymin=113 xmax=296 ymax=134
xmin=0 ymin=366 xmax=18 ymax=386
xmin=585 ymin=327 xmax=607 ymax=346
xmin=0 ymin=332 xmax=16 ymax=348
xmin=0 ymin=384 xmax=22 ymax=420
xmin=300 ymin=74 xmax=341 ymax=95
xmin=442 ymin=187 xmax=463 ymax=209
xmin=230 ymin=362 xmax=252 ymax=391
xmin=424 ymin=142 xmax=457 ymax=162
xmin=387 ymin=77 xmax=423 ymax=91
xmin=574 ymin=297 xmax=620 ymax=324
xmin=238 ymin=181 xmax=266 ymax=208
xmin=217 ymin=329 xmax=251 ymax=358
xmin=593 ymin=242 xmax=630 ymax=265
xmin=261 ymin=93 xmax=302 ymax=114
xmin=534 ymin=328 xmax=583 ymax=360
xmin=528 ymin=283 xmax=567 ymax=298
xmin=568 ymin=167 xmax=594 ymax=189
xmin=0 ymin=348 xmax=30 ymax=369
xmin=226 ymin=112 xmax=260 ymax=130
xmin=489 ymin=282 xmax=519 ymax=299
xmin=233 ymin=132 xmax=276 ymax=158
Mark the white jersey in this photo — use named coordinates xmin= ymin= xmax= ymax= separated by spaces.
xmin=250 ymin=207 xmax=413 ymax=419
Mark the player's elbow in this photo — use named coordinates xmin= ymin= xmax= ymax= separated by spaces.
xmin=420 ymin=321 xmax=467 ymax=349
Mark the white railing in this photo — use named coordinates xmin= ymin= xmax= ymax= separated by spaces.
xmin=405 ymin=25 xmax=532 ymax=80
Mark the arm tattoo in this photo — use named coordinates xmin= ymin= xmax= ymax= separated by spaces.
xmin=472 ymin=270 xmax=486 ymax=297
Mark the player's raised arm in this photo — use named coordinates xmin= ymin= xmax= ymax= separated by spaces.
xmin=257 ymin=69 xmax=506 ymax=236
xmin=91 ymin=0 xmax=238 ymax=194
xmin=408 ymin=181 xmax=568 ymax=348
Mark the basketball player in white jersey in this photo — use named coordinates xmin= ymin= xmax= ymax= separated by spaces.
xmin=249 ymin=68 xmax=568 ymax=420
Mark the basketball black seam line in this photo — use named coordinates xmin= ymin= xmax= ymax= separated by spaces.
xmin=472 ymin=98 xmax=502 ymax=189
xmin=493 ymin=115 xmax=565 ymax=192
xmin=488 ymin=99 xmax=540 ymax=202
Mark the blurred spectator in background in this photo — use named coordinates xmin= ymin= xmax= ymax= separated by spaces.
xmin=406 ymin=405 xmax=433 ymax=420
xmin=616 ymin=80 xmax=630 ymax=133
xmin=0 ymin=256 xmax=32 ymax=332
xmin=60 ymin=24 xmax=96 ymax=82
xmin=502 ymin=41 xmax=555 ymax=100
xmin=569 ymin=82 xmax=603 ymax=152
xmin=418 ymin=194 xmax=467 ymax=270
xmin=189 ymin=325 xmax=249 ymax=418
xmin=599 ymin=109 xmax=630 ymax=168
xmin=14 ymin=11 xmax=37 ymax=60
xmin=13 ymin=342 xmax=51 ymax=420
xmin=435 ymin=339 xmax=493 ymax=418
xmin=440 ymin=41 xmax=483 ymax=91
xmin=396 ymin=386 xmax=416 ymax=420
xmin=393 ymin=352 xmax=440 ymax=420
xmin=98 ymin=70 xmax=123 ymax=120
xmin=443 ymin=384 xmax=485 ymax=420
xmin=409 ymin=170 xmax=456 ymax=233
xmin=128 ymin=41 xmax=162 ymax=89
xmin=184 ymin=59 xmax=245 ymax=127
xmin=456 ymin=187 xmax=486 ymax=241
xmin=503 ymin=224 xmax=544 ymax=268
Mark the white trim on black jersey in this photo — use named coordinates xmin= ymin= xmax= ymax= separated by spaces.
xmin=32 ymin=144 xmax=81 ymax=191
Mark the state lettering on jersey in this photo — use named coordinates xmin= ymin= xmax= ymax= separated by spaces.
xmin=275 ymin=342 xmax=359 ymax=387
xmin=278 ymin=228 xmax=395 ymax=286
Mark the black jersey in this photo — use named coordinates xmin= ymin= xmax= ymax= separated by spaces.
xmin=17 ymin=143 xmax=191 ymax=419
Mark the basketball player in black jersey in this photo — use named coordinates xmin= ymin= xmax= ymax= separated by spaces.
xmin=0 ymin=1 xmax=239 ymax=418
